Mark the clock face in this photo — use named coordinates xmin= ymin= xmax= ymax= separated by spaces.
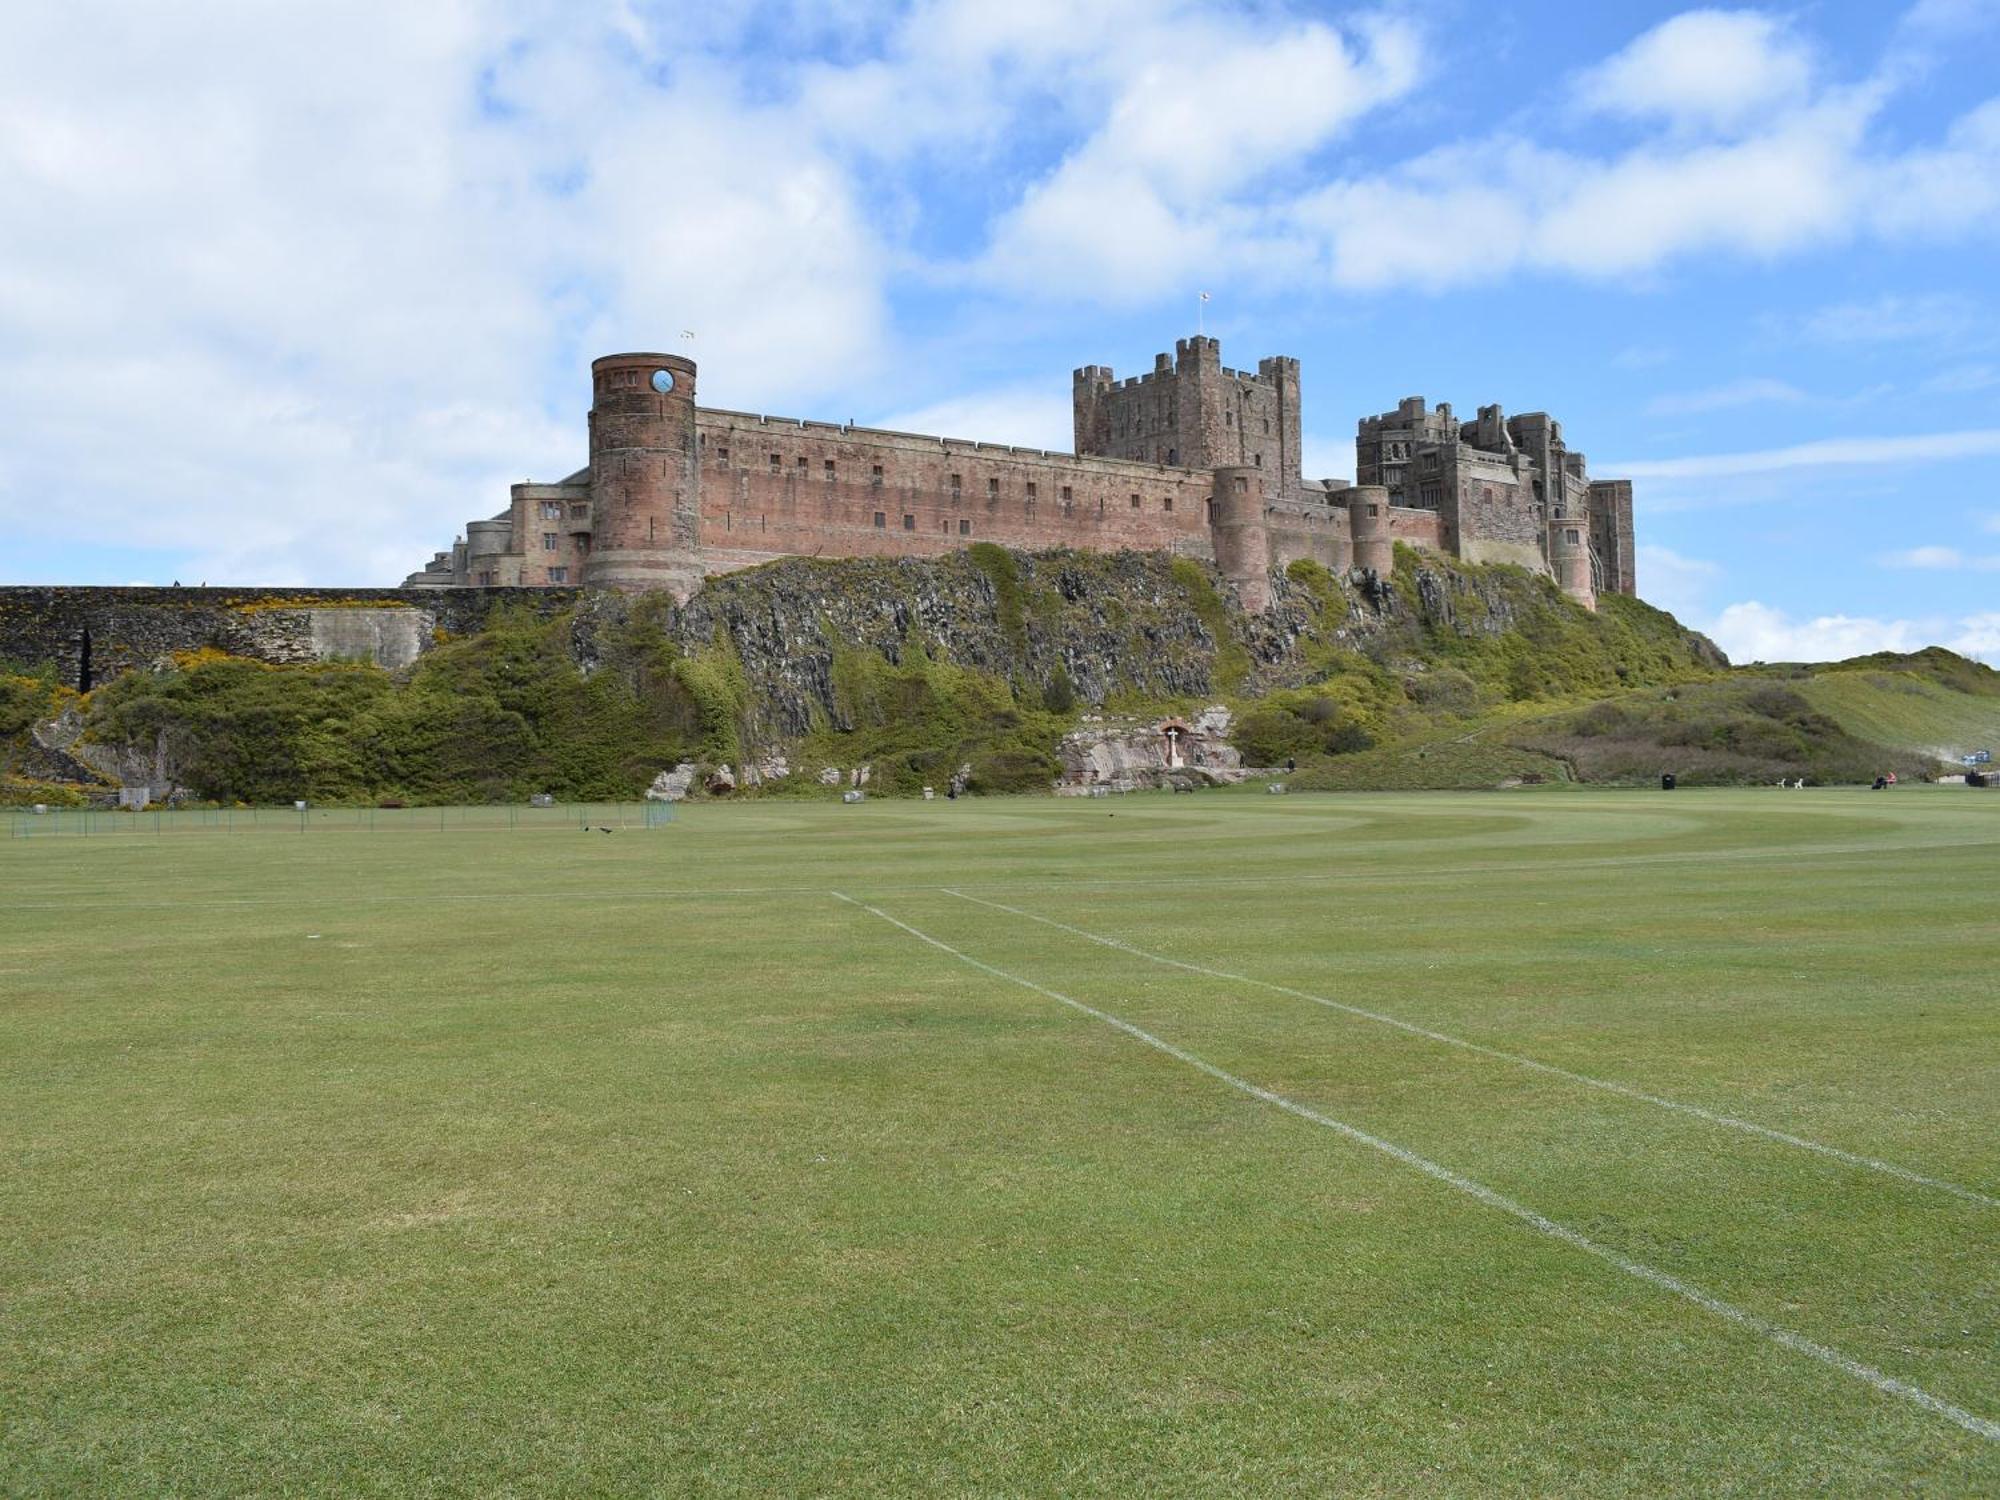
xmin=650 ymin=369 xmax=676 ymax=394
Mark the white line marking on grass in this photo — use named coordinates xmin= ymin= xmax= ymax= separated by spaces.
xmin=833 ymin=891 xmax=2000 ymax=1443
xmin=943 ymin=889 xmax=1999 ymax=1211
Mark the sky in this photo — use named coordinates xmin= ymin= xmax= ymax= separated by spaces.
xmin=2 ymin=0 xmax=1998 ymax=664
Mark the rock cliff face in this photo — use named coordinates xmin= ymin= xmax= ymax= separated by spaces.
xmin=648 ymin=550 xmax=1229 ymax=740
xmin=7 ymin=550 xmax=1725 ymax=802
xmin=572 ymin=549 xmax=1722 ymax=745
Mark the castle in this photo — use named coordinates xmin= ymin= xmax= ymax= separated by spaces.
xmin=405 ymin=336 xmax=1635 ymax=610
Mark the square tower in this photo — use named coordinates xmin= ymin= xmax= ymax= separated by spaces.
xmin=1074 ymin=335 xmax=1301 ymax=492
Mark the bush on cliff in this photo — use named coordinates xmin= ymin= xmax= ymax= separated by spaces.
xmin=796 ymin=639 xmax=1065 ymax=796
xmin=80 ymin=608 xmax=713 ymax=804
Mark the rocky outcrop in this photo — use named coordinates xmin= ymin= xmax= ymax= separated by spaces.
xmin=1056 ymin=705 xmax=1248 ymax=793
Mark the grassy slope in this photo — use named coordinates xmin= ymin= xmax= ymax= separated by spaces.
xmin=2 ymin=790 xmax=1995 ymax=1495
xmin=1794 ymin=670 xmax=2000 ymax=761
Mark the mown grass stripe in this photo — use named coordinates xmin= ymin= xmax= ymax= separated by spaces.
xmin=835 ymin=890 xmax=2000 ymax=1444
xmin=943 ymin=888 xmax=2000 ymax=1210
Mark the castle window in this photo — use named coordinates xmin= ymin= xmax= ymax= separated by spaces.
xmin=1262 ymin=418 xmax=1270 ymax=434
xmin=988 ymin=477 xmax=1000 ymax=497
xmin=873 ymin=511 xmax=886 ymax=529
xmin=1061 ymin=485 xmax=1073 ymax=504
xmin=871 ymin=464 xmax=884 ymax=486
xmin=539 ymin=501 xmax=562 ymax=520
xmin=1254 ymin=453 xmax=1263 ymax=467
xmin=1235 ymin=477 xmax=1247 ymax=493
xmin=549 ymin=566 xmax=568 ymax=583
xmin=770 ymin=453 xmax=781 ymax=470
xmin=542 ymin=532 xmax=558 ymax=551
xmin=1163 ymin=496 xmax=1173 ymax=512
xmin=1167 ymin=448 xmax=1177 ymax=465
xmin=824 ymin=459 xmax=836 ymax=480
xmin=1026 ymin=481 xmax=1037 ymax=500
xmin=1367 ymin=505 xmax=1379 ymax=517
xmin=950 ymin=472 xmax=962 ymax=495
xmin=1566 ymin=528 xmax=1580 ymax=544
xmin=569 ymin=503 xmax=588 ymax=519
xmin=1225 ymin=411 xmax=1233 ymax=428
xmin=1129 ymin=493 xmax=1140 ymax=509
xmin=1204 ymin=499 xmax=1214 ymax=522
xmin=959 ymin=519 xmax=970 ymax=536
xmin=717 ymin=445 xmax=729 ymax=463
xmin=902 ymin=513 xmax=915 ymax=530
xmin=797 ymin=456 xmax=809 ymax=472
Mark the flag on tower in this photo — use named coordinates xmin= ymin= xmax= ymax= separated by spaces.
xmin=1199 ymin=292 xmax=1211 ymax=302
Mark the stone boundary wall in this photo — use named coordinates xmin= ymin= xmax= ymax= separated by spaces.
xmin=0 ymin=587 xmax=578 ymax=691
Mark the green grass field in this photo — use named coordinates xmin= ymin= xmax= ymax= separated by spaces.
xmin=3 ymin=786 xmax=1996 ymax=1495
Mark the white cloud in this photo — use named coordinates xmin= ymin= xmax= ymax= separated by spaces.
xmin=0 ymin=1 xmax=892 ymax=584
xmin=1922 ymin=364 xmax=2000 ymax=394
xmin=1612 ymin=429 xmax=2000 ymax=480
xmin=1633 ymin=544 xmax=1721 ymax=620
xmin=1950 ymin=613 xmax=2000 ymax=664
xmin=1708 ymin=601 xmax=2000 ymax=665
xmin=1881 ymin=545 xmax=2000 ymax=570
xmin=1791 ymin=292 xmax=1985 ymax=346
xmin=978 ymin=13 xmax=1423 ymax=300
xmin=1286 ymin=83 xmax=1996 ymax=291
xmin=1646 ymin=378 xmax=1805 ymax=416
xmin=1574 ymin=11 xmax=1815 ymax=132
xmin=1884 ymin=546 xmax=1968 ymax=569
xmin=1299 ymin=436 xmax=1353 ymax=488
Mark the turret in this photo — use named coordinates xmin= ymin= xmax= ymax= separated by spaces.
xmin=464 ymin=517 xmax=512 ymax=587
xmin=583 ymin=352 xmax=701 ymax=595
xmin=1347 ymin=485 xmax=1393 ymax=575
xmin=1550 ymin=515 xmax=1596 ymax=610
xmin=1209 ymin=465 xmax=1271 ymax=611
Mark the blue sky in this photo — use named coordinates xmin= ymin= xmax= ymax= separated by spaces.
xmin=3 ymin=0 xmax=1998 ymax=663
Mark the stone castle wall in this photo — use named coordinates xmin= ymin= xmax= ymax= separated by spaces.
xmin=0 ymin=587 xmax=575 ymax=692
xmin=406 ymin=336 xmax=1634 ymax=611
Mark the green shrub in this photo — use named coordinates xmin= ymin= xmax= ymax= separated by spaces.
xmin=1042 ymin=667 xmax=1077 ymax=715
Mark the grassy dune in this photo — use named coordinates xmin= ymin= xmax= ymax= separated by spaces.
xmin=2 ymin=787 xmax=1995 ymax=1494
xmin=1796 ymin=670 xmax=2000 ymax=762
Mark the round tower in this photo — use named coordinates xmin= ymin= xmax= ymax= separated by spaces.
xmin=1208 ymin=465 xmax=1271 ymax=611
xmin=1347 ymin=485 xmax=1393 ymax=575
xmin=583 ymin=352 xmax=702 ymax=594
xmin=1549 ymin=514 xmax=1597 ymax=611
xmin=464 ymin=518 xmax=512 ymax=587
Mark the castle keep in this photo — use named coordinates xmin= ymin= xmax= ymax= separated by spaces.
xmin=406 ymin=337 xmax=1636 ymax=610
